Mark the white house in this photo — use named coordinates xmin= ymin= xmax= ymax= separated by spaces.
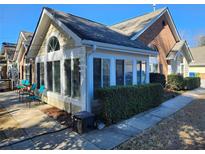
xmin=26 ymin=7 xmax=157 ymax=113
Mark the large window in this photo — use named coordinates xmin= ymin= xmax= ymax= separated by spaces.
xmin=142 ymin=61 xmax=146 ymax=84
xmin=93 ymin=58 xmax=101 ymax=95
xmin=116 ymin=60 xmax=124 ymax=85
xmin=72 ymin=59 xmax=81 ymax=98
xmin=25 ymin=64 xmax=30 ymax=81
xmin=125 ymin=60 xmax=133 ymax=85
xmin=137 ymin=61 xmax=142 ymax=84
xmin=103 ymin=59 xmax=110 ymax=87
xmin=64 ymin=59 xmax=71 ymax=96
xmin=47 ymin=36 xmax=60 ymax=53
xmin=37 ymin=62 xmax=44 ymax=88
xmin=150 ymin=64 xmax=158 ymax=73
xmin=93 ymin=58 xmax=110 ymax=97
xmin=64 ymin=58 xmax=81 ymax=98
xmin=54 ymin=61 xmax=61 ymax=93
xmin=46 ymin=61 xmax=61 ymax=93
xmin=47 ymin=62 xmax=53 ymax=91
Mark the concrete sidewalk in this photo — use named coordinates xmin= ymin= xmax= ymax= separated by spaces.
xmin=1 ymin=87 xmax=205 ymax=150
xmin=80 ymin=87 xmax=205 ymax=149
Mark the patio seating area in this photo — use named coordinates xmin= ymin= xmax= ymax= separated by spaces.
xmin=0 ymin=90 xmax=70 ymax=148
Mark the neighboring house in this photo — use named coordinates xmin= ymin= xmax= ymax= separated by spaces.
xmin=0 ymin=42 xmax=16 ymax=79
xmin=13 ymin=31 xmax=33 ymax=82
xmin=110 ymin=7 xmax=193 ymax=78
xmin=189 ymin=46 xmax=205 ymax=80
xmin=26 ymin=7 xmax=157 ymax=113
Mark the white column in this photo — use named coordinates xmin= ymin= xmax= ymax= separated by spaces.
xmin=86 ymin=54 xmax=93 ymax=112
xmin=133 ymin=59 xmax=137 ymax=85
xmin=61 ymin=59 xmax=65 ymax=96
xmin=80 ymin=47 xmax=87 ymax=111
xmin=146 ymin=59 xmax=150 ymax=83
xmin=110 ymin=57 xmax=116 ymax=86
xmin=44 ymin=57 xmax=47 ymax=88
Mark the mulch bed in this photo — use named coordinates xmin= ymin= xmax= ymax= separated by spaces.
xmin=41 ymin=107 xmax=73 ymax=127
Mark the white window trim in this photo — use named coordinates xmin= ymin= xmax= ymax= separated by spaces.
xmin=35 ymin=47 xmax=85 ymax=107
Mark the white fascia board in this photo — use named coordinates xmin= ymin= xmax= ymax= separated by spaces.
xmin=131 ymin=9 xmax=167 ymax=41
xmin=21 ymin=32 xmax=27 ymax=41
xmin=184 ymin=41 xmax=194 ymax=62
xmin=82 ymin=40 xmax=158 ymax=56
xmin=30 ymin=10 xmax=46 ymax=52
xmin=131 ymin=8 xmax=181 ymax=43
xmin=166 ymin=9 xmax=181 ymax=41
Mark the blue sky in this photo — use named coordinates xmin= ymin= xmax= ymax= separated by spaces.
xmin=0 ymin=4 xmax=205 ymax=48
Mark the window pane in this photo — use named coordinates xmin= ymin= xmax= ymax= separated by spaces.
xmin=47 ymin=62 xmax=53 ymax=91
xmin=25 ymin=64 xmax=30 ymax=81
xmin=103 ymin=59 xmax=110 ymax=87
xmin=93 ymin=58 xmax=101 ymax=97
xmin=54 ymin=61 xmax=61 ymax=93
xmin=116 ymin=60 xmax=124 ymax=85
xmin=64 ymin=59 xmax=71 ymax=96
xmin=40 ymin=63 xmax=44 ymax=86
xmin=73 ymin=59 xmax=80 ymax=98
xmin=142 ymin=61 xmax=146 ymax=84
xmin=125 ymin=60 xmax=133 ymax=85
xmin=37 ymin=63 xmax=40 ymax=88
xmin=137 ymin=61 xmax=142 ymax=84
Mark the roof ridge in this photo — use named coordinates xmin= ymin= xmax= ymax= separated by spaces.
xmin=45 ymin=7 xmax=108 ymax=28
xmin=111 ymin=7 xmax=167 ymax=27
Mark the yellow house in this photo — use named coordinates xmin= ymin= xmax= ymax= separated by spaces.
xmin=189 ymin=46 xmax=205 ymax=81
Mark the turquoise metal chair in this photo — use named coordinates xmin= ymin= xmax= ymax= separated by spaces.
xmin=27 ymin=85 xmax=45 ymax=107
xmin=19 ymin=83 xmax=37 ymax=101
xmin=24 ymin=80 xmax=30 ymax=86
xmin=17 ymin=80 xmax=26 ymax=89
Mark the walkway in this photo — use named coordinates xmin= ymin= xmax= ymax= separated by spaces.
xmin=0 ymin=88 xmax=204 ymax=150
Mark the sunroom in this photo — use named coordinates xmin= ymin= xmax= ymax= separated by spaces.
xmin=26 ymin=7 xmax=157 ymax=114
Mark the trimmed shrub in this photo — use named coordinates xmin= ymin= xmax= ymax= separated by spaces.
xmin=184 ymin=77 xmax=201 ymax=90
xmin=96 ymin=83 xmax=164 ymax=125
xmin=150 ymin=73 xmax=166 ymax=87
xmin=167 ymin=74 xmax=184 ymax=90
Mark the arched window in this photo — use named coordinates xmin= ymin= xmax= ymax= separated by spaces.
xmin=47 ymin=36 xmax=60 ymax=53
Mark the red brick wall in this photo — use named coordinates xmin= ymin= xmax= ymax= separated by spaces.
xmin=137 ymin=14 xmax=177 ymax=77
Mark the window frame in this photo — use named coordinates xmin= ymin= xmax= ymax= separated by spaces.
xmin=47 ymin=36 xmax=60 ymax=53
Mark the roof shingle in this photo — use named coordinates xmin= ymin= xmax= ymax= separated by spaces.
xmin=45 ymin=7 xmax=152 ymax=50
xmin=110 ymin=8 xmax=166 ymax=38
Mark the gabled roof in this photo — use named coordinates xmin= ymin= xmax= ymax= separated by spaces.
xmin=110 ymin=8 xmax=166 ymax=38
xmin=21 ymin=31 xmax=33 ymax=47
xmin=44 ymin=7 xmax=151 ymax=50
xmin=190 ymin=46 xmax=205 ymax=66
xmin=2 ymin=42 xmax=16 ymax=48
xmin=13 ymin=31 xmax=33 ymax=62
xmin=167 ymin=40 xmax=186 ymax=60
xmin=1 ymin=42 xmax=16 ymax=61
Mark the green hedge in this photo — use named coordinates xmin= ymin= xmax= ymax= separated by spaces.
xmin=150 ymin=73 xmax=166 ymax=87
xmin=96 ymin=83 xmax=164 ymax=125
xmin=167 ymin=74 xmax=184 ymax=90
xmin=184 ymin=77 xmax=201 ymax=90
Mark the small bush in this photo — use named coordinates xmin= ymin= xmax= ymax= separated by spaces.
xmin=184 ymin=77 xmax=201 ymax=90
xmin=167 ymin=74 xmax=184 ymax=90
xmin=96 ymin=83 xmax=164 ymax=125
xmin=150 ymin=73 xmax=166 ymax=87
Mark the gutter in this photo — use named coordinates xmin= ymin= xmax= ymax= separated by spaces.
xmin=82 ymin=40 xmax=158 ymax=56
